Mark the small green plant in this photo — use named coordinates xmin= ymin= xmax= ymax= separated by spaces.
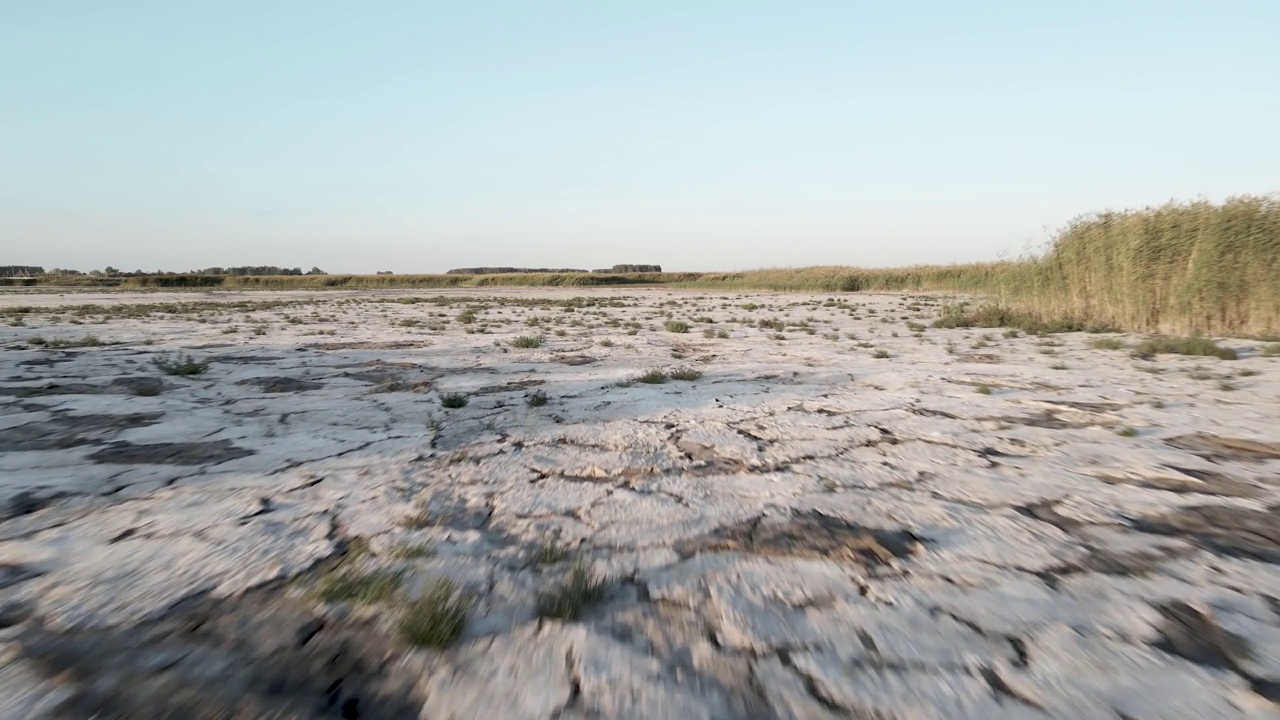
xmin=26 ymin=336 xmax=46 ymax=346
xmin=669 ymin=366 xmax=702 ymax=381
xmin=1238 ymin=369 xmax=1259 ymax=377
xmin=975 ymin=384 xmax=992 ymax=395
xmin=872 ymin=349 xmax=891 ymax=359
xmin=525 ymin=389 xmax=549 ymax=407
xmin=1050 ymin=362 xmax=1069 ymax=370
xmin=457 ymin=310 xmax=477 ymax=324
xmin=664 ymin=320 xmax=690 ymax=333
xmin=1263 ymin=343 xmax=1280 ymax=357
xmin=1090 ymin=337 xmax=1127 ymax=350
xmin=440 ymin=392 xmax=469 ymax=409
xmin=510 ymin=335 xmax=544 ymax=348
xmin=1116 ymin=426 xmax=1139 ymax=437
xmin=1218 ymin=381 xmax=1237 ymax=391
xmin=537 ymin=562 xmax=608 ymax=620
xmin=1131 ymin=336 xmax=1237 ymax=360
xmin=598 ymin=338 xmax=614 ymax=347
xmin=715 ymin=328 xmax=730 ymax=339
xmin=152 ymin=353 xmax=210 ymax=376
xmin=398 ymin=578 xmax=473 ymax=648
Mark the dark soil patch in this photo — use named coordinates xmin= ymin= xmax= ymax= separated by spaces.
xmin=0 ymin=376 xmax=165 ymax=398
xmin=0 ymin=413 xmax=163 ymax=452
xmin=15 ymin=588 xmax=423 ymax=720
xmin=238 ymin=376 xmax=324 ymax=393
xmin=955 ymin=353 xmax=1001 ymax=364
xmin=677 ymin=511 xmax=925 ymax=567
xmin=1132 ymin=504 xmax=1280 ymax=563
xmin=88 ymin=439 xmax=255 ymax=465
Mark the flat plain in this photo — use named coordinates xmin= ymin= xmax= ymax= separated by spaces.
xmin=2 ymin=287 xmax=1280 ymax=719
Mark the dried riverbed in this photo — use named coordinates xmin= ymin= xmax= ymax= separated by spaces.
xmin=2 ymin=288 xmax=1279 ymax=719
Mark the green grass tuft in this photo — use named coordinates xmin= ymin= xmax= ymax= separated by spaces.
xmin=537 ymin=562 xmax=608 ymax=621
xmin=397 ymin=578 xmax=473 ymax=648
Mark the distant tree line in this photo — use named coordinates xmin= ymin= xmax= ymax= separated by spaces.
xmin=446 ymin=264 xmax=661 ymax=275
xmin=12 ymin=265 xmax=327 ymax=277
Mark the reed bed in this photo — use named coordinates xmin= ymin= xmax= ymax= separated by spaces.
xmin=16 ymin=195 xmax=1277 ymax=337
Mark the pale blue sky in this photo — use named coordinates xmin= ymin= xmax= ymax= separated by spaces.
xmin=3 ymin=1 xmax=1278 ymax=273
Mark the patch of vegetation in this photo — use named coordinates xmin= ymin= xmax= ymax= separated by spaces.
xmin=397 ymin=577 xmax=473 ymax=648
xmin=525 ymin=389 xmax=549 ymax=407
xmin=633 ymin=368 xmax=668 ymax=384
xmin=1130 ymin=336 xmax=1237 ymax=360
xmin=1262 ymin=343 xmax=1280 ymax=357
xmin=1116 ymin=426 xmax=1139 ymax=437
xmin=668 ymin=366 xmax=702 ymax=381
xmin=974 ymin=384 xmax=992 ymax=395
xmin=872 ymin=349 xmax=891 ymax=359
xmin=440 ymin=392 xmax=470 ymax=409
xmin=152 ymin=353 xmax=210 ymax=376
xmin=537 ymin=562 xmax=608 ymax=621
xmin=510 ymin=334 xmax=544 ymax=348
xmin=1090 ymin=337 xmax=1127 ymax=350
xmin=664 ymin=320 xmax=690 ymax=333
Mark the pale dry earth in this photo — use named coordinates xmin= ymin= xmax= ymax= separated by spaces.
xmin=1 ymin=287 xmax=1279 ymax=719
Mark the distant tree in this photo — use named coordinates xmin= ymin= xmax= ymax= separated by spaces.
xmin=306 ymin=266 xmax=327 ymax=275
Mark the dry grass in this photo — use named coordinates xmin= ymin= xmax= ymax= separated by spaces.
xmin=29 ymin=195 xmax=1275 ymax=338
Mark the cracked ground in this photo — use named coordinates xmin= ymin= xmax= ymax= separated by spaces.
xmin=2 ymin=287 xmax=1280 ymax=719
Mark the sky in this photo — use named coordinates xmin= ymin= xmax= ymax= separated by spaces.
xmin=3 ymin=1 xmax=1278 ymax=274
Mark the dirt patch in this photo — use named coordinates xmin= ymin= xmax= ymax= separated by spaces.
xmin=14 ymin=588 xmax=423 ymax=720
xmin=554 ymin=354 xmax=596 ymax=366
xmin=1132 ymin=504 xmax=1280 ymax=563
xmin=238 ymin=376 xmax=324 ymax=393
xmin=88 ymin=439 xmax=255 ymax=465
xmin=1165 ymin=434 xmax=1280 ymax=463
xmin=677 ymin=511 xmax=925 ymax=567
xmin=0 ymin=413 xmax=163 ymax=452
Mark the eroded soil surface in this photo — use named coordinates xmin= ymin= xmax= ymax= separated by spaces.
xmin=2 ymin=287 xmax=1280 ymax=719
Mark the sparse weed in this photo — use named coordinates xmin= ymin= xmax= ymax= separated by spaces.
xmin=525 ymin=389 xmax=549 ymax=407
xmin=664 ymin=320 xmax=690 ymax=333
xmin=510 ymin=335 xmax=544 ymax=348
